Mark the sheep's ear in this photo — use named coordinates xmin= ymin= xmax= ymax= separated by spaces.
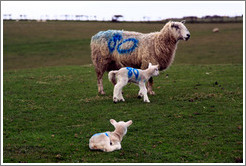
xmin=171 ymin=23 xmax=177 ymax=28
xmin=148 ymin=63 xmax=152 ymax=68
xmin=110 ymin=119 xmax=117 ymax=125
xmin=171 ymin=23 xmax=175 ymax=28
xmin=126 ymin=120 xmax=132 ymax=127
xmin=181 ymin=20 xmax=186 ymax=24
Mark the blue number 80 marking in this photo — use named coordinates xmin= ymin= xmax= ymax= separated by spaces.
xmin=126 ymin=67 xmax=140 ymax=81
xmin=108 ymin=34 xmax=139 ymax=54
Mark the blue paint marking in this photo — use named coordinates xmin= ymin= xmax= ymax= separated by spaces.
xmin=92 ymin=30 xmax=123 ymax=41
xmin=126 ymin=67 xmax=133 ymax=78
xmin=108 ymin=33 xmax=123 ymax=53
xmin=101 ymin=32 xmax=139 ymax=54
xmin=93 ymin=132 xmax=109 ymax=137
xmin=117 ymin=38 xmax=139 ymax=54
xmin=126 ymin=67 xmax=141 ymax=81
xmin=92 ymin=30 xmax=139 ymax=54
xmin=133 ymin=68 xmax=139 ymax=80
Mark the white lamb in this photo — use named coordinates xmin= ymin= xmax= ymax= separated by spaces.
xmin=89 ymin=119 xmax=132 ymax=152
xmin=108 ymin=63 xmax=159 ymax=103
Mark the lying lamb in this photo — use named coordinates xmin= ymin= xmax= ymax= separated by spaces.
xmin=108 ymin=63 xmax=159 ymax=103
xmin=89 ymin=119 xmax=132 ymax=152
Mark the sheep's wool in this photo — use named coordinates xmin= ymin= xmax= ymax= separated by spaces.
xmin=90 ymin=21 xmax=190 ymax=94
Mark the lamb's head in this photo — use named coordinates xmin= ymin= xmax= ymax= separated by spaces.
xmin=110 ymin=119 xmax=132 ymax=136
xmin=148 ymin=63 xmax=159 ymax=76
xmin=168 ymin=20 xmax=190 ymax=41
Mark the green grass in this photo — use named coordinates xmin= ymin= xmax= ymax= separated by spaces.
xmin=3 ymin=64 xmax=243 ymax=163
xmin=3 ymin=21 xmax=243 ymax=163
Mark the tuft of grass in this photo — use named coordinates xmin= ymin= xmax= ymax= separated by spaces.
xmin=3 ymin=64 xmax=243 ymax=163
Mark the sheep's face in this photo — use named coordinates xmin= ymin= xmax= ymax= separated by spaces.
xmin=152 ymin=66 xmax=159 ymax=76
xmin=110 ymin=119 xmax=132 ymax=136
xmin=148 ymin=63 xmax=159 ymax=76
xmin=170 ymin=20 xmax=190 ymax=41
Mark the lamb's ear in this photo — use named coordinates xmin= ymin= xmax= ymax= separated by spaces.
xmin=110 ymin=119 xmax=117 ymax=125
xmin=181 ymin=20 xmax=186 ymax=24
xmin=148 ymin=63 xmax=152 ymax=68
xmin=126 ymin=120 xmax=132 ymax=127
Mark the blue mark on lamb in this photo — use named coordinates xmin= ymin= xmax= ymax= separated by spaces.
xmin=126 ymin=67 xmax=133 ymax=78
xmin=93 ymin=132 xmax=109 ymax=137
xmin=126 ymin=67 xmax=140 ymax=81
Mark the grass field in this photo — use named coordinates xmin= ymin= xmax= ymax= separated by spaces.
xmin=2 ymin=21 xmax=243 ymax=163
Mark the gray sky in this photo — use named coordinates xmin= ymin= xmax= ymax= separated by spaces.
xmin=1 ymin=1 xmax=245 ymax=21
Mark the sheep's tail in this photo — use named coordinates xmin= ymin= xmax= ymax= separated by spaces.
xmin=108 ymin=71 xmax=118 ymax=85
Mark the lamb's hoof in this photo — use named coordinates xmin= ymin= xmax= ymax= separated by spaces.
xmin=148 ymin=91 xmax=155 ymax=95
xmin=120 ymin=99 xmax=125 ymax=102
xmin=113 ymin=97 xmax=118 ymax=103
xmin=144 ymin=100 xmax=150 ymax=103
xmin=137 ymin=95 xmax=142 ymax=99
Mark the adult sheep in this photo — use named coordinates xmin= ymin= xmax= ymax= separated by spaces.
xmin=91 ymin=20 xmax=190 ymax=95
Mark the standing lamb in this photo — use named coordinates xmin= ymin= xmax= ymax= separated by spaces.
xmin=91 ymin=20 xmax=190 ymax=95
xmin=108 ymin=63 xmax=159 ymax=103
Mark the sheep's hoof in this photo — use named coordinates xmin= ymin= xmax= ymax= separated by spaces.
xmin=137 ymin=95 xmax=142 ymax=99
xmin=148 ymin=91 xmax=155 ymax=95
xmin=120 ymin=99 xmax=125 ymax=102
xmin=99 ymin=91 xmax=105 ymax=95
xmin=113 ymin=97 xmax=118 ymax=103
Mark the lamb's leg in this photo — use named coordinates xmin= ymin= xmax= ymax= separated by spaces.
xmin=104 ymin=143 xmax=121 ymax=152
xmin=139 ymin=83 xmax=150 ymax=102
xmin=147 ymin=77 xmax=155 ymax=95
xmin=113 ymin=79 xmax=127 ymax=103
xmin=113 ymin=82 xmax=123 ymax=103
xmin=138 ymin=85 xmax=144 ymax=99
xmin=96 ymin=71 xmax=105 ymax=95
xmin=118 ymin=79 xmax=128 ymax=101
xmin=119 ymin=88 xmax=125 ymax=102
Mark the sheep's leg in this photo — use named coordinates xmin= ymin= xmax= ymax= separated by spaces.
xmin=104 ymin=142 xmax=121 ymax=152
xmin=139 ymin=83 xmax=150 ymax=102
xmin=114 ymin=79 xmax=127 ymax=102
xmin=147 ymin=77 xmax=155 ymax=95
xmin=113 ymin=82 xmax=122 ymax=103
xmin=113 ymin=84 xmax=119 ymax=103
xmin=119 ymin=88 xmax=125 ymax=102
xmin=138 ymin=84 xmax=144 ymax=99
xmin=96 ymin=71 xmax=105 ymax=95
xmin=113 ymin=79 xmax=127 ymax=103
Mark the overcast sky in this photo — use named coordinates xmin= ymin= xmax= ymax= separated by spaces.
xmin=1 ymin=1 xmax=245 ymax=21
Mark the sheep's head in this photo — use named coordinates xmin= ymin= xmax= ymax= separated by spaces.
xmin=169 ymin=20 xmax=190 ymax=41
xmin=110 ymin=119 xmax=132 ymax=136
xmin=148 ymin=63 xmax=159 ymax=76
